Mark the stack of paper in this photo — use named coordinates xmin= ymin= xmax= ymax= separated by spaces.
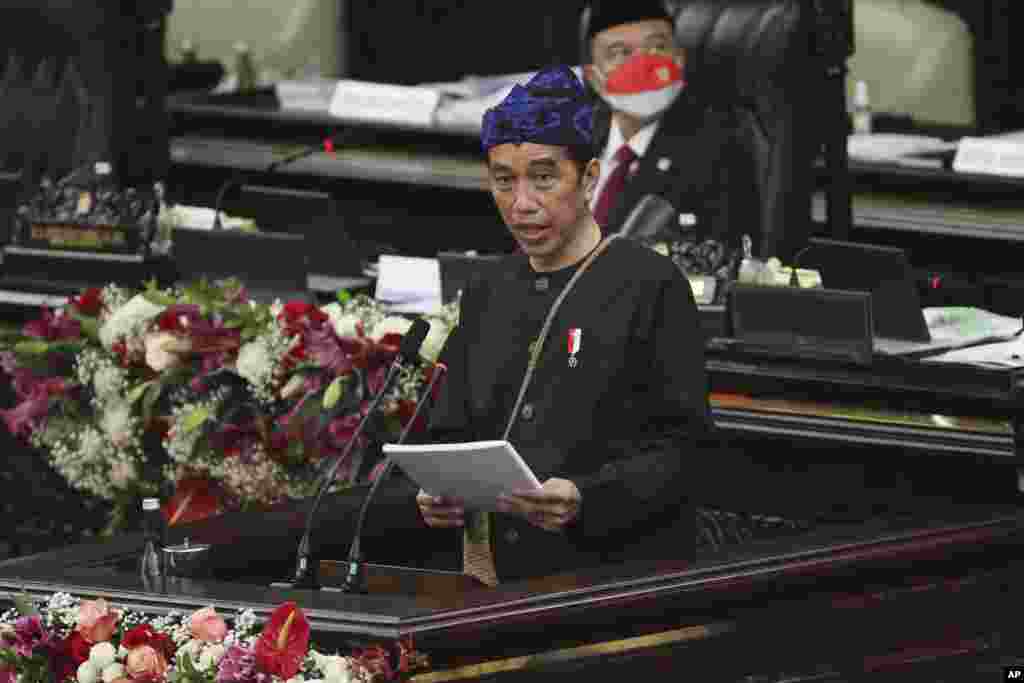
xmin=383 ymin=440 xmax=541 ymax=512
xmin=373 ymin=255 xmax=442 ymax=314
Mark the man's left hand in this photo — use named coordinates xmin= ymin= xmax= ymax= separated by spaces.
xmin=497 ymin=478 xmax=581 ymax=532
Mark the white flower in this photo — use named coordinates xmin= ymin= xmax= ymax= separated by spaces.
xmin=76 ymin=661 xmax=98 ymax=683
xmin=144 ymin=331 xmax=190 ymax=372
xmin=92 ymin=364 xmax=125 ymax=402
xmin=117 ymin=645 xmax=130 ymax=659
xmin=101 ymin=401 xmax=134 ymax=448
xmin=234 ymin=339 xmax=276 ymax=397
xmin=321 ymin=303 xmax=362 ymax=338
xmin=98 ymin=294 xmax=165 ymax=349
xmin=420 ymin=317 xmax=452 ymax=363
xmin=313 ymin=653 xmax=354 ymax=683
xmin=199 ymin=644 xmax=226 ymax=669
xmin=100 ymin=663 xmax=124 ymax=683
xmin=235 ymin=340 xmax=272 ymax=388
xmin=370 ymin=316 xmax=412 ymax=342
xmin=88 ymin=641 xmax=117 ymax=669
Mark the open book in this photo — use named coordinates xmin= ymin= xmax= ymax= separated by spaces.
xmin=383 ymin=440 xmax=541 ymax=512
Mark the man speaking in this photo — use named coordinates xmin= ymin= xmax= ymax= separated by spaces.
xmin=415 ymin=65 xmax=716 ymax=586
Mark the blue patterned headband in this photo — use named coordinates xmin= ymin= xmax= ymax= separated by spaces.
xmin=481 ymin=65 xmax=595 ymax=153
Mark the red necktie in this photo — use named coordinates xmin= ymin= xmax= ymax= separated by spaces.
xmin=593 ymin=145 xmax=638 ymax=228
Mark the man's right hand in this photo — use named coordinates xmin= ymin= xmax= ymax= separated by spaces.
xmin=416 ymin=489 xmax=465 ymax=528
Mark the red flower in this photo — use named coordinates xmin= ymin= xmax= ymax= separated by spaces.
xmin=66 ymin=639 xmax=90 ymax=673
xmin=71 ymin=288 xmax=103 ymax=316
xmin=122 ymin=625 xmax=158 ymax=650
xmin=396 ymin=399 xmax=427 ymax=435
xmin=121 ymin=624 xmax=174 ymax=661
xmin=52 ymin=631 xmax=91 ymax=681
xmin=162 ymin=477 xmax=225 ymax=526
xmin=254 ymin=602 xmax=310 ymax=680
xmin=23 ymin=308 xmax=81 ymax=341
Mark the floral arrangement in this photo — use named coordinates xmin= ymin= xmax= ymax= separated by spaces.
xmin=0 ymin=280 xmax=457 ymax=529
xmin=0 ymin=593 xmax=422 ymax=683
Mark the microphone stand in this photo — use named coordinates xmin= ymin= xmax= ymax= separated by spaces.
xmin=289 ymin=319 xmax=429 ymax=589
xmin=210 ymin=129 xmax=352 ymax=230
xmin=340 ymin=363 xmax=447 ymax=594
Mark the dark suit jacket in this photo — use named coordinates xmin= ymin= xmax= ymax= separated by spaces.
xmin=413 ymin=238 xmax=717 ymax=583
xmin=598 ymin=90 xmax=763 ymax=256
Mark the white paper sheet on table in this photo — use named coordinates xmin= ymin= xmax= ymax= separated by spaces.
xmin=373 ymin=255 xmax=442 ymax=314
xmin=922 ymin=334 xmax=1024 ymax=367
xmin=874 ymin=307 xmax=1023 ymax=357
xmin=383 ymin=440 xmax=542 ymax=512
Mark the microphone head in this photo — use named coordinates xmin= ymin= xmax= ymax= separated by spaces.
xmin=399 ymin=318 xmax=431 ymax=362
xmin=619 ymin=194 xmax=677 ymax=241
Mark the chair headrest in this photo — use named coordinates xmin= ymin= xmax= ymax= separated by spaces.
xmin=675 ymin=1 xmax=804 ymax=102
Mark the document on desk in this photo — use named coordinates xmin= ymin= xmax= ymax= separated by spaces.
xmin=383 ymin=440 xmax=542 ymax=512
xmin=922 ymin=335 xmax=1024 ymax=367
xmin=874 ymin=307 xmax=1023 ymax=357
xmin=374 ymin=255 xmax=442 ymax=314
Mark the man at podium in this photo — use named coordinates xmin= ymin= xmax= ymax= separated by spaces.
xmin=415 ymin=65 xmax=716 ymax=586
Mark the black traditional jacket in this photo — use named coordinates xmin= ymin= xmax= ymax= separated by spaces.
xmin=408 ymin=237 xmax=716 ymax=582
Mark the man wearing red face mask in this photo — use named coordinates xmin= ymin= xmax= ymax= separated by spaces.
xmin=583 ymin=1 xmax=761 ymax=264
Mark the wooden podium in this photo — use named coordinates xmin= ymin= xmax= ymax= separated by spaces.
xmin=318 ymin=560 xmax=486 ymax=598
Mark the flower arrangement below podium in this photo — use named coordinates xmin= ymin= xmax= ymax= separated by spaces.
xmin=0 ymin=593 xmax=422 ymax=683
xmin=0 ymin=281 xmax=456 ymax=529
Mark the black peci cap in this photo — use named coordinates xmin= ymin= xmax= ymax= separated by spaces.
xmin=584 ymin=0 xmax=674 ymax=41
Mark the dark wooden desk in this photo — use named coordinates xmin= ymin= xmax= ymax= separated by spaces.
xmin=2 ymin=494 xmax=1022 ymax=681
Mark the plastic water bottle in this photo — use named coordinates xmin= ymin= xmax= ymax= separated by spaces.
xmin=139 ymin=498 xmax=165 ymax=580
xmin=851 ymin=80 xmax=873 ymax=135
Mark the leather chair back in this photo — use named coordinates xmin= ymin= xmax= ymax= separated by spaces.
xmin=581 ymin=1 xmax=820 ymax=261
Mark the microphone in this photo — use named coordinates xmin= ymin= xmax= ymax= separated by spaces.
xmin=787 ymin=243 xmax=817 ymax=287
xmin=210 ymin=130 xmax=352 ymax=230
xmin=339 ymin=361 xmax=448 ymax=594
xmin=616 ymin=194 xmax=679 ymax=241
xmin=288 ymin=317 xmax=430 ymax=590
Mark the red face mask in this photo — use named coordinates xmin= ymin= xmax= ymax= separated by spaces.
xmin=596 ymin=53 xmax=686 ymax=121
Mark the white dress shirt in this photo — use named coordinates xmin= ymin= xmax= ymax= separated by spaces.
xmin=590 ymin=117 xmax=662 ymax=212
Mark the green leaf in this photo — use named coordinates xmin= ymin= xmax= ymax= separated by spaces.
xmin=336 ymin=289 xmax=352 ymax=304
xmin=142 ymin=379 xmax=165 ymax=425
xmin=14 ymin=340 xmax=50 ymax=355
xmin=126 ymin=379 xmax=156 ymax=407
xmin=181 ymin=406 xmax=212 ymax=434
xmin=14 ymin=592 xmax=38 ymax=616
xmin=322 ymin=377 xmax=345 ymax=410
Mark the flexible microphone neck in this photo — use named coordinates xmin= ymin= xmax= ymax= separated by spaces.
xmin=211 ymin=130 xmax=350 ymax=230
xmin=290 ymin=318 xmax=430 ymax=590
xmin=341 ymin=363 xmax=448 ymax=594
xmin=788 ymin=243 xmax=816 ymax=287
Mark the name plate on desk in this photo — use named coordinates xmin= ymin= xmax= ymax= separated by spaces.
xmin=953 ymin=137 xmax=1024 ymax=178
xmin=328 ymin=80 xmax=442 ymax=129
xmin=728 ymin=284 xmax=874 ymax=365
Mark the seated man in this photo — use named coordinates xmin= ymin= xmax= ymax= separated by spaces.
xmin=415 ymin=65 xmax=716 ymax=586
xmin=583 ymin=1 xmax=761 ymax=271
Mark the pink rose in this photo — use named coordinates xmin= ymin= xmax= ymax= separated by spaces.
xmin=188 ymin=607 xmax=227 ymax=644
xmin=76 ymin=598 xmax=120 ymax=644
xmin=125 ymin=645 xmax=168 ymax=680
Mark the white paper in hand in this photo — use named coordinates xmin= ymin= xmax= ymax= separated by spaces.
xmin=374 ymin=255 xmax=442 ymax=314
xmin=383 ymin=440 xmax=542 ymax=512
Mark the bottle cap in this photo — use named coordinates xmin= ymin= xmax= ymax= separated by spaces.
xmin=853 ymin=80 xmax=870 ymax=108
xmin=142 ymin=498 xmax=160 ymax=511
